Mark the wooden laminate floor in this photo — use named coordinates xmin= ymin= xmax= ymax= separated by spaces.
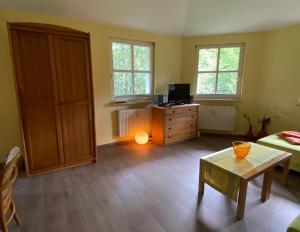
xmin=10 ymin=135 xmax=300 ymax=232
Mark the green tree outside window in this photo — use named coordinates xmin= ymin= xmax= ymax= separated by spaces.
xmin=196 ymin=45 xmax=244 ymax=98
xmin=112 ymin=41 xmax=153 ymax=99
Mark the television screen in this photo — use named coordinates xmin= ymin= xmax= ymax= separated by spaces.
xmin=168 ymin=84 xmax=190 ymax=104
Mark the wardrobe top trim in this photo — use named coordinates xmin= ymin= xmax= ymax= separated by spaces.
xmin=8 ymin=22 xmax=89 ymax=38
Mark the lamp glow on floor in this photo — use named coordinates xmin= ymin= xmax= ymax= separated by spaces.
xmin=135 ymin=131 xmax=149 ymax=145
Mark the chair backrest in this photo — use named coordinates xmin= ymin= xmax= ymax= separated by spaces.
xmin=5 ymin=147 xmax=20 ymax=165
xmin=0 ymin=147 xmax=21 ymax=210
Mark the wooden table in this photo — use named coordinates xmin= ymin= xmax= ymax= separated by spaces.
xmin=198 ymin=145 xmax=292 ymax=220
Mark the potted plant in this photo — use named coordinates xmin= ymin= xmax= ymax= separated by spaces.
xmin=257 ymin=105 xmax=279 ymax=139
xmin=242 ymin=113 xmax=256 ymax=141
xmin=257 ymin=117 xmax=271 ymax=139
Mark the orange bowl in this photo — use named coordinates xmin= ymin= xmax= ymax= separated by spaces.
xmin=232 ymin=141 xmax=251 ymax=159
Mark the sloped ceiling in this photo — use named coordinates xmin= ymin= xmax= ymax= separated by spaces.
xmin=184 ymin=0 xmax=300 ymax=36
xmin=1 ymin=0 xmax=300 ymax=36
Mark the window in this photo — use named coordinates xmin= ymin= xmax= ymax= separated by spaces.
xmin=111 ymin=39 xmax=153 ymax=102
xmin=196 ymin=44 xmax=245 ymax=99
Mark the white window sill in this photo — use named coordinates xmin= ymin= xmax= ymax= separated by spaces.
xmin=111 ymin=99 xmax=153 ymax=106
xmin=194 ymin=98 xmax=241 ymax=102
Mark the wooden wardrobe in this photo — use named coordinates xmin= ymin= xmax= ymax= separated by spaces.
xmin=9 ymin=23 xmax=96 ymax=176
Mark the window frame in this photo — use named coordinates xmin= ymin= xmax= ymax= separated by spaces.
xmin=110 ymin=38 xmax=154 ymax=102
xmin=195 ymin=43 xmax=245 ymax=100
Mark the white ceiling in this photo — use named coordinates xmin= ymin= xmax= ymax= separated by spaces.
xmin=184 ymin=0 xmax=300 ymax=36
xmin=1 ymin=0 xmax=300 ymax=36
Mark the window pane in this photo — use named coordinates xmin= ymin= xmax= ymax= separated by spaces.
xmin=134 ymin=73 xmax=151 ymax=95
xmin=219 ymin=47 xmax=240 ymax=71
xmin=134 ymin=45 xmax=150 ymax=71
xmin=197 ymin=73 xmax=216 ymax=94
xmin=198 ymin=48 xmax=218 ymax=71
xmin=113 ymin=72 xmax=133 ymax=96
xmin=112 ymin=43 xmax=131 ymax=70
xmin=217 ymin=72 xmax=238 ymax=94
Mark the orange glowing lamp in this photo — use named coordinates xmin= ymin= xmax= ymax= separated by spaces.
xmin=135 ymin=131 xmax=149 ymax=145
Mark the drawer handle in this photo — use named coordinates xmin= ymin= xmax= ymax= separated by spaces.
xmin=169 ymin=119 xmax=172 ymax=121
xmin=168 ymin=136 xmax=171 ymax=139
xmin=191 ymin=116 xmax=194 ymax=118
xmin=189 ymin=109 xmax=191 ymax=111
xmin=172 ymin=110 xmax=175 ymax=113
xmin=190 ymin=124 xmax=193 ymax=127
xmin=168 ymin=127 xmax=171 ymax=130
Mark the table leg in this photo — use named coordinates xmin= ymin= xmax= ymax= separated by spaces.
xmin=261 ymin=169 xmax=273 ymax=202
xmin=236 ymin=178 xmax=248 ymax=220
xmin=198 ymin=159 xmax=205 ymax=195
xmin=282 ymin=158 xmax=291 ymax=186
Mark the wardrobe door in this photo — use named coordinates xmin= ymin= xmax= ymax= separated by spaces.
xmin=53 ymin=35 xmax=95 ymax=163
xmin=10 ymin=30 xmax=63 ymax=173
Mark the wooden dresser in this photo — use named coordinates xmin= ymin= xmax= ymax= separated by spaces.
xmin=152 ymin=104 xmax=199 ymax=145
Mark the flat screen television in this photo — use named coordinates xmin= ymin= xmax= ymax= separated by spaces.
xmin=168 ymin=84 xmax=190 ymax=104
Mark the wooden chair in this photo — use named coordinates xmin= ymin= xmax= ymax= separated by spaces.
xmin=0 ymin=147 xmax=21 ymax=232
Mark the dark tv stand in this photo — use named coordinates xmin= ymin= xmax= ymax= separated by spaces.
xmin=167 ymin=101 xmax=189 ymax=107
xmin=165 ymin=103 xmax=175 ymax=107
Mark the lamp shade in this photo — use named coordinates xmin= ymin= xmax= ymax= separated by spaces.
xmin=135 ymin=131 xmax=149 ymax=145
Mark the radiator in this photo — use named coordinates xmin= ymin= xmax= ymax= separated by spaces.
xmin=198 ymin=106 xmax=237 ymax=131
xmin=118 ymin=108 xmax=152 ymax=137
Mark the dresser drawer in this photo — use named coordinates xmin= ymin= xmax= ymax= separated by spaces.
xmin=182 ymin=106 xmax=198 ymax=113
xmin=165 ymin=128 xmax=197 ymax=143
xmin=165 ymin=112 xmax=197 ymax=125
xmin=165 ymin=107 xmax=183 ymax=115
xmin=165 ymin=120 xmax=197 ymax=132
